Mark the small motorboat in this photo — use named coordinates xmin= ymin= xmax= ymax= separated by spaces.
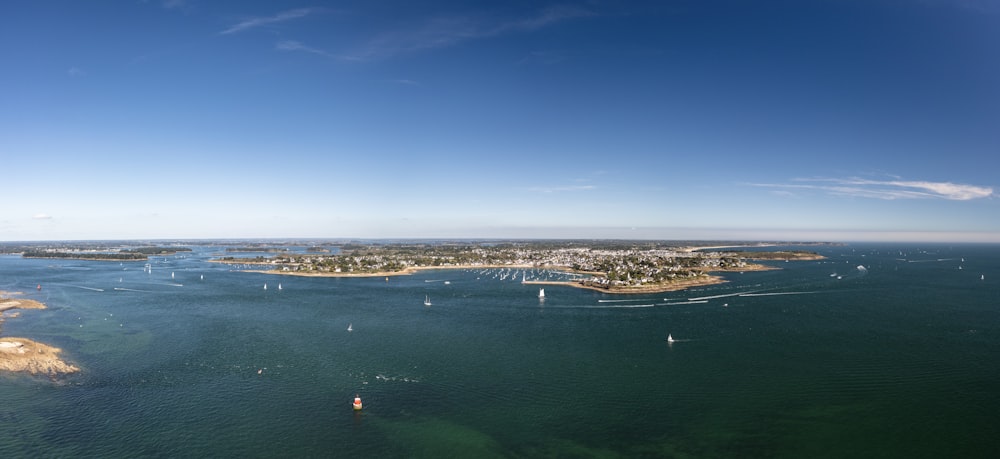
xmin=353 ymin=394 xmax=363 ymax=411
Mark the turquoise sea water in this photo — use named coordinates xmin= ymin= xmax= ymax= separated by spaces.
xmin=2 ymin=243 xmax=999 ymax=458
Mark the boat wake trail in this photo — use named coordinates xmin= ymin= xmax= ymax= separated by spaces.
xmin=68 ymin=285 xmax=105 ymax=292
xmin=113 ymin=287 xmax=152 ymax=293
xmin=374 ymin=373 xmax=420 ymax=383
xmin=738 ymin=291 xmax=816 ymax=297
xmin=688 ymin=290 xmax=761 ymax=301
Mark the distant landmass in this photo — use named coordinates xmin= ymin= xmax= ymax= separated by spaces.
xmin=211 ymin=240 xmax=833 ymax=294
xmin=2 ymin=244 xmax=192 ymax=261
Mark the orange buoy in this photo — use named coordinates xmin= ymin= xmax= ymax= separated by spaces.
xmin=353 ymin=394 xmax=363 ymax=411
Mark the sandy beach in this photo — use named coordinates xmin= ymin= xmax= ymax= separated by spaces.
xmin=0 ymin=293 xmax=80 ymax=377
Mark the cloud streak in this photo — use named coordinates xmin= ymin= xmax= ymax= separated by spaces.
xmin=353 ymin=5 xmax=594 ymax=59
xmin=275 ymin=40 xmax=340 ymax=59
xmin=754 ymin=177 xmax=994 ymax=201
xmin=220 ymin=8 xmax=316 ymax=35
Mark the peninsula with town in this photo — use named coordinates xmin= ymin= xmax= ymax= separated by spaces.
xmin=216 ymin=240 xmax=829 ymax=294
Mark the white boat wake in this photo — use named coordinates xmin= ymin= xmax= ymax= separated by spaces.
xmin=738 ymin=291 xmax=816 ymax=297
xmin=688 ymin=290 xmax=761 ymax=301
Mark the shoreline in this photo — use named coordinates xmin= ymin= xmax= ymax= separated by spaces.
xmin=523 ymin=274 xmax=729 ymax=294
xmin=0 ymin=292 xmax=80 ymax=377
xmin=230 ymin=263 xmax=539 ymax=278
xmin=677 ymin=244 xmax=776 ymax=253
xmin=232 ymin=262 xmax=780 ymax=295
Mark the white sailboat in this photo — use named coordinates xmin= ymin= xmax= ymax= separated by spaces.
xmin=278 ymin=283 xmax=282 ymax=290
xmin=264 ymin=283 xmax=267 ymax=290
xmin=538 ymin=288 xmax=545 ymax=299
xmin=424 ymin=295 xmax=432 ymax=306
xmin=347 ymin=323 xmax=353 ymax=332
xmin=667 ymin=334 xmax=675 ymax=343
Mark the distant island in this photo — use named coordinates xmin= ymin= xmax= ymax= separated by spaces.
xmin=0 ymin=292 xmax=80 ymax=377
xmin=3 ymin=244 xmax=192 ymax=261
xmin=215 ymin=241 xmax=830 ymax=294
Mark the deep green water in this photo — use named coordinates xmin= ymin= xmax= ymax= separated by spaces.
xmin=2 ymin=243 xmax=999 ymax=458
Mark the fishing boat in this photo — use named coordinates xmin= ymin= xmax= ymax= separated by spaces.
xmin=424 ymin=295 xmax=432 ymax=306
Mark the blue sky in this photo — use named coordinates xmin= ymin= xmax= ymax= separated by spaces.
xmin=2 ymin=0 xmax=999 ymax=242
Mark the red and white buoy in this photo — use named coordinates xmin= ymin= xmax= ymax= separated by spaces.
xmin=37 ymin=284 xmax=42 ymax=291
xmin=353 ymin=394 xmax=363 ymax=411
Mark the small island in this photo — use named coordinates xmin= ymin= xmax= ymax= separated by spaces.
xmin=0 ymin=293 xmax=79 ymax=377
xmin=3 ymin=242 xmax=192 ymax=261
xmin=215 ymin=241 xmax=828 ymax=294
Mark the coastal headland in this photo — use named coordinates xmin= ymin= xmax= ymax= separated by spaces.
xmin=214 ymin=242 xmax=823 ymax=294
xmin=0 ymin=293 xmax=80 ymax=377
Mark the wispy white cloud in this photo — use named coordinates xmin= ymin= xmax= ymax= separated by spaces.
xmin=388 ymin=79 xmax=420 ymax=86
xmin=220 ymin=8 xmax=317 ymax=35
xmin=753 ymin=177 xmax=994 ymax=201
xmin=503 ymin=5 xmax=594 ymax=32
xmin=352 ymin=5 xmax=594 ymax=60
xmin=523 ymin=185 xmax=596 ymax=193
xmin=275 ymin=40 xmax=339 ymax=59
xmin=67 ymin=66 xmax=85 ymax=77
xmin=162 ymin=0 xmax=186 ymax=10
xmin=33 ymin=213 xmax=52 ymax=220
